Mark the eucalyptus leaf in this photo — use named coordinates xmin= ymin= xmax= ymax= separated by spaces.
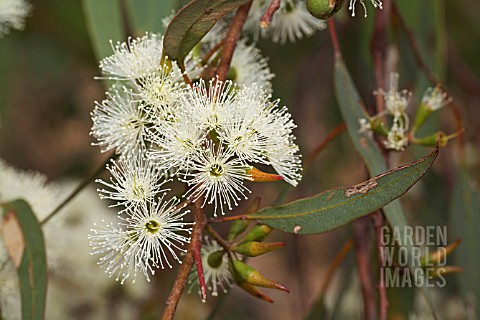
xmin=81 ymin=0 xmax=125 ymax=61
xmin=163 ymin=0 xmax=249 ymax=68
xmin=450 ymin=167 xmax=480 ymax=314
xmin=125 ymin=0 xmax=177 ymax=34
xmin=245 ymin=148 xmax=437 ymax=234
xmin=1 ymin=199 xmax=47 ymax=320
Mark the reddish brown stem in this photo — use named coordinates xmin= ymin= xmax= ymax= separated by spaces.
xmin=205 ymin=224 xmax=231 ymax=252
xmin=371 ymin=4 xmax=390 ymax=117
xmin=202 ymin=40 xmax=224 ymax=65
xmin=260 ymin=0 xmax=281 ymax=28
xmin=217 ymin=2 xmax=252 ymax=82
xmin=371 ymin=2 xmax=391 ymax=319
xmin=327 ymin=19 xmax=341 ymax=56
xmin=373 ymin=211 xmax=388 ymax=320
xmin=162 ymin=197 xmax=207 ymax=320
xmin=353 ymin=216 xmax=377 ymax=320
xmin=304 ymin=122 xmax=346 ymax=168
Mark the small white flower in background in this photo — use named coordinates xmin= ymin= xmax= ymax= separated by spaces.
xmin=349 ymin=0 xmax=383 ymax=18
xmin=374 ymin=73 xmax=411 ymax=118
xmin=421 ymin=87 xmax=450 ymax=111
xmin=244 ymin=0 xmax=326 ymax=44
xmin=188 ymin=237 xmax=232 ymax=299
xmin=384 ymin=117 xmax=409 ymax=151
xmin=96 ymin=156 xmax=168 ymax=213
xmin=228 ymin=39 xmax=275 ymax=94
xmin=183 ymin=142 xmax=252 ymax=217
xmin=89 ymin=196 xmax=193 ymax=283
xmin=0 ymin=0 xmax=31 ymax=37
xmin=90 ymin=87 xmax=149 ymax=156
xmin=268 ymin=0 xmax=326 ymax=44
xmin=358 ymin=117 xmax=372 ymax=134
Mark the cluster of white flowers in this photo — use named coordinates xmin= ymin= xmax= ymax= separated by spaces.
xmin=89 ymin=24 xmax=302 ymax=282
xmin=375 ymin=73 xmax=411 ymax=151
xmin=0 ymin=0 xmax=31 ymax=37
xmin=359 ymin=73 xmax=449 ymax=152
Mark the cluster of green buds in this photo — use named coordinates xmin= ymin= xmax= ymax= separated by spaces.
xmin=359 ymin=74 xmax=458 ymax=151
xmin=191 ymin=198 xmax=288 ymax=302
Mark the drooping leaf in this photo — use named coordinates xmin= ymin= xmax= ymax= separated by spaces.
xmin=81 ymin=0 xmax=125 ymax=61
xmin=244 ymin=148 xmax=437 ymax=234
xmin=0 ymin=199 xmax=47 ymax=320
xmin=450 ymin=167 xmax=480 ymax=314
xmin=163 ymin=0 xmax=249 ymax=68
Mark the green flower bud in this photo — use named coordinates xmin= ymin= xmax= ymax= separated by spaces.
xmin=233 ymin=241 xmax=285 ymax=257
xmin=227 ymin=220 xmax=250 ymax=241
xmin=306 ymin=0 xmax=346 ymax=20
xmin=237 ymin=224 xmax=272 ymax=244
xmin=231 ymin=259 xmax=289 ymax=292
xmin=370 ymin=117 xmax=390 ymax=136
xmin=207 ymin=250 xmax=225 ymax=269
xmin=412 ymin=130 xmax=463 ymax=148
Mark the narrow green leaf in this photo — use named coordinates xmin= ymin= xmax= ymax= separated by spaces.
xmin=1 ymin=199 xmax=47 ymax=320
xmin=247 ymin=149 xmax=437 ymax=234
xmin=333 ymin=55 xmax=387 ymax=174
xmin=81 ymin=0 xmax=125 ymax=61
xmin=450 ymin=167 xmax=480 ymax=313
xmin=125 ymin=0 xmax=177 ymax=34
xmin=163 ymin=0 xmax=249 ymax=68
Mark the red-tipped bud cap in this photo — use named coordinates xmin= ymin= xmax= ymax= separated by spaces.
xmin=247 ymin=167 xmax=284 ymax=182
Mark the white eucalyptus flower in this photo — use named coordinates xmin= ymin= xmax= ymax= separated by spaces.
xmin=181 ymin=78 xmax=236 ymax=131
xmin=229 ymin=40 xmax=275 ymax=94
xmin=183 ymin=142 xmax=252 ymax=216
xmin=374 ymin=73 xmax=411 ymax=118
xmin=90 ymin=87 xmax=149 ymax=156
xmin=148 ymin=111 xmax=206 ymax=173
xmin=89 ymin=197 xmax=192 ymax=283
xmin=99 ymin=33 xmax=164 ymax=80
xmin=421 ymin=87 xmax=450 ymax=111
xmin=134 ymin=73 xmax=183 ymax=124
xmin=384 ymin=117 xmax=408 ymax=151
xmin=96 ymin=156 xmax=168 ymax=213
xmin=0 ymin=0 xmax=31 ymax=37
